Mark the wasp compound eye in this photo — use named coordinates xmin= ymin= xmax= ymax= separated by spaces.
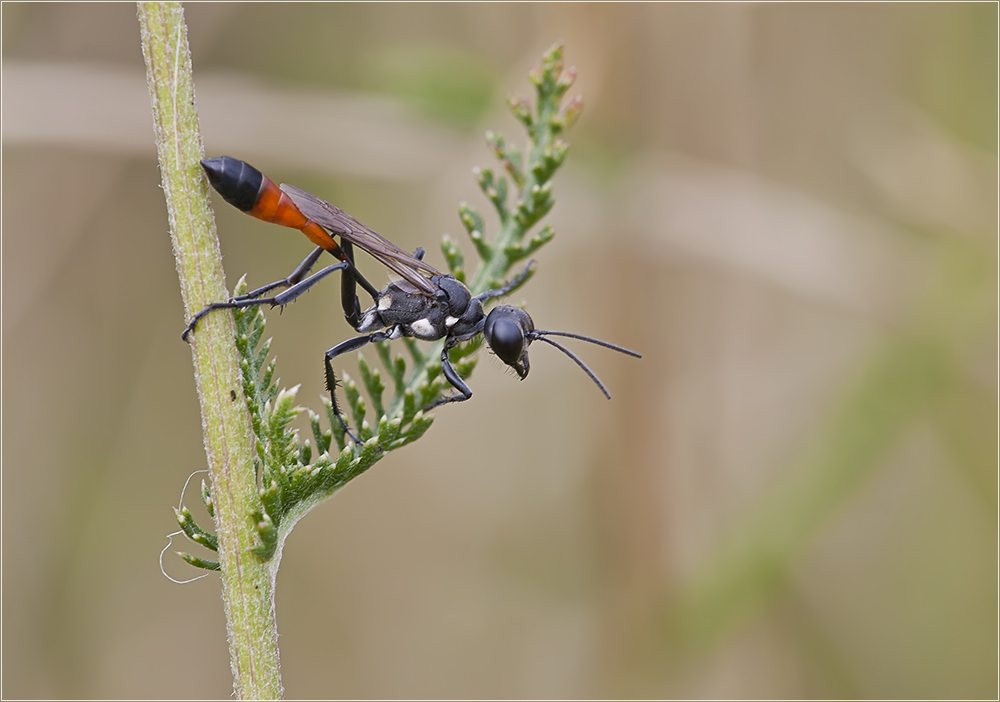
xmin=490 ymin=318 xmax=524 ymax=365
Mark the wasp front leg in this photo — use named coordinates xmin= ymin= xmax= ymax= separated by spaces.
xmin=423 ymin=338 xmax=475 ymax=411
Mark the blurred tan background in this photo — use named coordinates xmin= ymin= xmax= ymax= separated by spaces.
xmin=2 ymin=3 xmax=996 ymax=699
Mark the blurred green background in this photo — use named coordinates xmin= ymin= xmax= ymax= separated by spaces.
xmin=2 ymin=3 xmax=996 ymax=699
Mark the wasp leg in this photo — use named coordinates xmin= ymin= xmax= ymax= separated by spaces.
xmin=339 ymin=241 xmax=376 ymax=331
xmin=182 ymin=260 xmax=352 ymax=341
xmin=324 ymin=326 xmax=402 ymax=444
xmin=423 ymin=339 xmax=474 ymax=410
xmin=227 ymin=245 xmax=378 ymax=307
xmin=472 ymin=260 xmax=535 ymax=304
xmin=229 ymin=245 xmax=326 ymax=302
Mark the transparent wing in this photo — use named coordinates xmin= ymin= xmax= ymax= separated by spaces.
xmin=281 ymin=183 xmax=442 ymax=296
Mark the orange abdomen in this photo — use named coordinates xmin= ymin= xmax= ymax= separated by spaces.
xmin=201 ymin=156 xmax=341 ymax=257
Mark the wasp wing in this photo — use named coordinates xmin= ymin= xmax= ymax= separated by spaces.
xmin=281 ymin=183 xmax=442 ymax=296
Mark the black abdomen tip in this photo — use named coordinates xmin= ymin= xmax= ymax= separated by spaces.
xmin=200 ymin=156 xmax=263 ymax=213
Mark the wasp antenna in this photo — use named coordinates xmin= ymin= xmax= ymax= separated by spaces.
xmin=533 ymin=330 xmax=642 ymax=358
xmin=530 ymin=334 xmax=613 ymax=399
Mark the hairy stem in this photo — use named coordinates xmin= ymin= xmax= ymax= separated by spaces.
xmin=137 ymin=3 xmax=282 ymax=698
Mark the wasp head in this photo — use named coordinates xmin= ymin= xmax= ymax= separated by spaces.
xmin=483 ymin=304 xmax=643 ymax=398
xmin=483 ymin=305 xmax=534 ymax=379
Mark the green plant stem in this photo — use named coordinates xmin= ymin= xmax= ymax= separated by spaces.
xmin=137 ymin=3 xmax=282 ymax=698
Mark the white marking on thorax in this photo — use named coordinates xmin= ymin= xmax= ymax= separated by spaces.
xmin=357 ymin=312 xmax=377 ymax=333
xmin=445 ymin=316 xmax=459 ymax=327
xmin=409 ymin=318 xmax=435 ymax=337
xmin=377 ymin=296 xmax=392 ymax=311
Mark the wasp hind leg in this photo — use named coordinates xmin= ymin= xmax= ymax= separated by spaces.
xmin=182 ymin=259 xmax=354 ymax=341
xmin=230 ymin=245 xmax=326 ymax=303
